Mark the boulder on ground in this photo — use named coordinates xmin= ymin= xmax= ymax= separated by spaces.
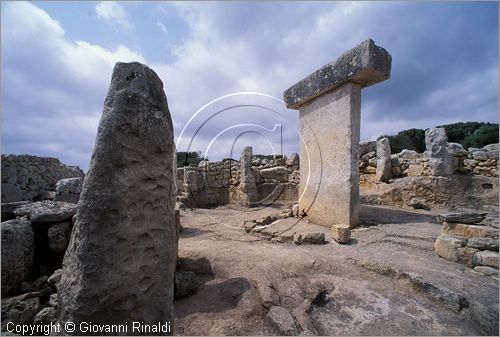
xmin=473 ymin=251 xmax=499 ymax=269
xmin=175 ymin=271 xmax=198 ymax=299
xmin=331 ymin=224 xmax=351 ymax=243
xmin=434 ymin=234 xmax=467 ymax=262
xmin=260 ymin=167 xmax=289 ymax=182
xmin=1 ymin=218 xmax=35 ymax=297
xmin=265 ymin=306 xmax=299 ymax=336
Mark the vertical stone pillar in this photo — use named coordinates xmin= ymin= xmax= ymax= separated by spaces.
xmin=426 ymin=128 xmax=454 ymax=176
xmin=283 ymin=39 xmax=391 ymax=228
xmin=375 ymin=137 xmax=392 ymax=182
xmin=58 ymin=62 xmax=177 ymax=335
xmin=239 ymin=146 xmax=258 ymax=206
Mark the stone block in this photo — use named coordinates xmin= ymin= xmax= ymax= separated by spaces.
xmin=330 ymin=224 xmax=351 ymax=243
xmin=473 ymin=251 xmax=499 ymax=268
xmin=442 ymin=223 xmax=497 ymax=239
xmin=474 ymin=266 xmax=498 ymax=276
xmin=259 ymin=167 xmax=289 ymax=182
xmin=437 ymin=212 xmax=486 ymax=224
xmin=283 ymin=39 xmax=391 ymax=109
xmin=434 ymin=234 xmax=467 ymax=262
xmin=467 ymin=237 xmax=499 ymax=251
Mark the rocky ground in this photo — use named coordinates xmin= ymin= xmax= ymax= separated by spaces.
xmin=174 ymin=204 xmax=499 ymax=336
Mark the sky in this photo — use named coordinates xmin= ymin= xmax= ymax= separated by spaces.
xmin=1 ymin=1 xmax=498 ymax=171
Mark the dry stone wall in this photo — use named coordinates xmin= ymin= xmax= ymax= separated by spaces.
xmin=178 ymin=155 xmax=299 ymax=208
xmin=1 ymin=155 xmax=84 ymax=202
xmin=360 ymin=143 xmax=499 ymax=182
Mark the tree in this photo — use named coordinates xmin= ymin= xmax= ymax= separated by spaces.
xmin=176 ymin=151 xmax=207 ymax=167
xmin=463 ymin=124 xmax=499 ymax=149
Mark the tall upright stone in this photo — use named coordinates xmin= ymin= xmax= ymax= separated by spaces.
xmin=58 ymin=62 xmax=177 ymax=334
xmin=283 ymin=39 xmax=391 ymax=227
xmin=426 ymin=128 xmax=453 ymax=176
xmin=239 ymin=146 xmax=258 ymax=206
xmin=375 ymin=137 xmax=392 ymax=182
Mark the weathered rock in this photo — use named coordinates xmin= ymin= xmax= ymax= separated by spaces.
xmin=300 ymin=232 xmax=326 ymax=245
xmin=54 ymin=177 xmax=83 ymax=203
xmin=285 ymin=153 xmax=300 ymax=170
xmin=401 ymin=272 xmax=468 ymax=313
xmin=473 ymin=251 xmax=499 ymax=268
xmin=293 ymin=233 xmax=302 ymax=245
xmin=472 ymin=151 xmax=487 ymax=161
xmin=1 ymin=218 xmax=35 ymax=297
xmin=283 ymin=39 xmax=391 ymax=109
xmin=437 ymin=212 xmax=486 ymax=224
xmin=442 ymin=223 xmax=498 ymax=239
xmin=408 ymin=198 xmax=430 ymax=210
xmin=407 ymin=164 xmax=424 ymax=177
xmin=359 ymin=141 xmax=377 ymax=156
xmin=1 ymin=183 xmax=23 ymax=203
xmin=47 ymin=221 xmax=72 ymax=252
xmin=174 ymin=271 xmax=198 ymax=299
xmin=474 ymin=266 xmax=498 ymax=276
xmin=13 ymin=200 xmax=76 ymax=223
xmin=447 ymin=142 xmax=468 ymax=156
xmin=457 ymin=247 xmax=478 ymax=268
xmin=257 ymin=280 xmax=280 ymax=309
xmin=265 ymin=306 xmax=299 ymax=336
xmin=330 ymin=224 xmax=351 ymax=243
xmin=425 ymin=128 xmax=453 ymax=176
xmin=47 ymin=269 xmax=63 ymax=288
xmin=375 ymin=137 xmax=392 ymax=182
xmin=244 ymin=220 xmax=257 ymax=233
xmin=1 ymin=292 xmax=42 ymax=330
xmin=292 ymin=204 xmax=299 ymax=217
xmin=57 ymin=62 xmax=177 ymax=331
xmin=483 ymin=143 xmax=499 ymax=152
xmin=33 ymin=306 xmax=57 ymax=325
xmin=1 ymin=201 xmax=29 ymax=221
xmin=239 ymin=147 xmax=258 ymax=206
xmin=434 ymin=234 xmax=467 ymax=262
xmin=467 ymin=237 xmax=499 ymax=251
xmin=260 ymin=167 xmax=289 ymax=182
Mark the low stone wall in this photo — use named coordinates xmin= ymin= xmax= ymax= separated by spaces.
xmin=359 ymin=142 xmax=499 ymax=183
xmin=178 ymin=155 xmax=299 ymax=208
xmin=434 ymin=211 xmax=499 ymax=276
xmin=1 ymin=155 xmax=84 ymax=202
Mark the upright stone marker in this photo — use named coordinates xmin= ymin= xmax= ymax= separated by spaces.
xmin=239 ymin=146 xmax=258 ymax=206
xmin=283 ymin=39 xmax=391 ymax=227
xmin=426 ymin=127 xmax=454 ymax=176
xmin=58 ymin=62 xmax=177 ymax=334
xmin=375 ymin=137 xmax=392 ymax=182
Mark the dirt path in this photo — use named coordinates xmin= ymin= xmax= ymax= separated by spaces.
xmin=174 ymin=204 xmax=498 ymax=335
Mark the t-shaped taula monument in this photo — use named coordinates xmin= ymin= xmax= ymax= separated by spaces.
xmin=283 ymin=39 xmax=392 ymax=228
xmin=57 ymin=62 xmax=177 ymax=335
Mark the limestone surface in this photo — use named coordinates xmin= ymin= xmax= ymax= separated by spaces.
xmin=238 ymin=146 xmax=258 ymax=206
xmin=54 ymin=177 xmax=83 ymax=203
xmin=57 ymin=62 xmax=177 ymax=333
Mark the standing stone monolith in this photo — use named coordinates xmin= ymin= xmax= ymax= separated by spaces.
xmin=425 ymin=128 xmax=453 ymax=176
xmin=375 ymin=137 xmax=392 ymax=182
xmin=239 ymin=146 xmax=258 ymax=206
xmin=283 ymin=39 xmax=391 ymax=227
xmin=58 ymin=62 xmax=177 ymax=335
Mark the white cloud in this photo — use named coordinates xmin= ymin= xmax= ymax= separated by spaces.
xmin=95 ymin=1 xmax=132 ymax=31
xmin=156 ymin=21 xmax=167 ymax=33
xmin=2 ymin=2 xmax=145 ymax=169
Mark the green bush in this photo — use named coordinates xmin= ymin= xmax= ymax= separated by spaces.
xmin=462 ymin=124 xmax=499 ymax=149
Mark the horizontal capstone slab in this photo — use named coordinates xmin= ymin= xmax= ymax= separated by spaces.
xmin=283 ymin=39 xmax=391 ymax=109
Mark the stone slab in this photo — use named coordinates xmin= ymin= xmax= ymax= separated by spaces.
xmin=283 ymin=39 xmax=391 ymax=109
